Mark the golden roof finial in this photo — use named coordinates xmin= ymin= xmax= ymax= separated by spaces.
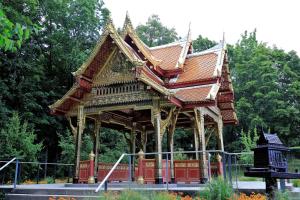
xmin=187 ymin=22 xmax=192 ymax=42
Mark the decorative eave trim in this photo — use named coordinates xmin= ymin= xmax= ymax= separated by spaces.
xmin=49 ymin=85 xmax=78 ymax=111
xmin=153 ymin=66 xmax=183 ymax=78
xmin=167 ymin=77 xmax=219 ymax=89
xmin=121 ymin=12 xmax=162 ymax=66
xmin=73 ymin=19 xmax=144 ymax=77
xmin=206 ymin=83 xmax=220 ymax=100
xmin=168 ymin=96 xmax=183 ymax=108
xmin=176 ymin=27 xmax=192 ymax=69
xmin=136 ymin=66 xmax=170 ymax=96
xmin=183 ymin=100 xmax=216 ymax=109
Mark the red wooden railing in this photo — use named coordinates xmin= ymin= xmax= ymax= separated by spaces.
xmin=79 ymin=159 xmax=222 ymax=183
xmin=78 ymin=160 xmax=90 ymax=183
xmin=97 ymin=162 xmax=130 ymax=182
xmin=174 ymin=160 xmax=201 ymax=183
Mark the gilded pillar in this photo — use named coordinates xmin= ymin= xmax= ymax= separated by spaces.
xmin=73 ymin=104 xmax=85 ymax=183
xmin=141 ymin=126 xmax=147 ymax=154
xmin=167 ymin=127 xmax=175 ymax=183
xmin=130 ymin=122 xmax=137 ymax=181
xmin=193 ymin=119 xmax=199 ymax=160
xmin=94 ymin=120 xmax=101 ymax=181
xmin=167 ymin=109 xmax=178 ymax=183
xmin=217 ymin=118 xmax=224 ymax=152
xmin=194 ymin=108 xmax=208 ymax=183
xmin=152 ymin=100 xmax=163 ymax=184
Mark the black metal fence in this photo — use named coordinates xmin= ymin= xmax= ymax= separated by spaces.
xmin=0 ymin=160 xmax=73 ymax=185
xmin=0 ymin=147 xmax=299 ymax=186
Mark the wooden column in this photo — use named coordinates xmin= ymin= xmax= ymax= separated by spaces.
xmin=73 ymin=104 xmax=85 ymax=183
xmin=193 ymin=119 xmax=199 ymax=160
xmin=141 ymin=126 xmax=147 ymax=154
xmin=194 ymin=108 xmax=208 ymax=183
xmin=168 ymin=109 xmax=179 ymax=183
xmin=94 ymin=120 xmax=101 ymax=182
xmin=217 ymin=118 xmax=224 ymax=152
xmin=167 ymin=127 xmax=175 ymax=183
xmin=130 ymin=122 xmax=137 ymax=181
xmin=216 ymin=117 xmax=224 ymax=177
xmin=152 ymin=100 xmax=163 ymax=184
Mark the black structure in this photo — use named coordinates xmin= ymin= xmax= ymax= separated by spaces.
xmin=245 ymin=131 xmax=300 ymax=199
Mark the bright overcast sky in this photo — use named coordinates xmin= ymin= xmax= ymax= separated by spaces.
xmin=104 ymin=0 xmax=300 ymax=55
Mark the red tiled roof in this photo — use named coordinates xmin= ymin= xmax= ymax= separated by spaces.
xmin=173 ymin=85 xmax=212 ymax=102
xmin=150 ymin=44 xmax=183 ymax=70
xmin=221 ymin=110 xmax=237 ymax=124
xmin=175 ymin=53 xmax=218 ymax=84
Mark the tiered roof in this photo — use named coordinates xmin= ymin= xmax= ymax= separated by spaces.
xmin=49 ymin=14 xmax=237 ymax=125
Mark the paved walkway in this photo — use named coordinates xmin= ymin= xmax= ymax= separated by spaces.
xmin=0 ymin=181 xmax=298 ymax=192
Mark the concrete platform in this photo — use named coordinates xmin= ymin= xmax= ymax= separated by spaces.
xmin=0 ymin=182 xmax=299 ymax=200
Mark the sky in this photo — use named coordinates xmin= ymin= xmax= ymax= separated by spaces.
xmin=104 ymin=0 xmax=300 ymax=55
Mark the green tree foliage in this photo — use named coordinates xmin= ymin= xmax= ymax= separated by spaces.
xmin=239 ymin=128 xmax=259 ymax=164
xmin=0 ymin=0 xmax=110 ymax=161
xmin=192 ymin=35 xmax=217 ymax=52
xmin=100 ymin=128 xmax=128 ymax=163
xmin=58 ymin=130 xmax=93 ymax=164
xmin=228 ymin=30 xmax=300 ymax=146
xmin=0 ymin=112 xmax=42 ymax=160
xmin=0 ymin=0 xmax=38 ymax=51
xmin=136 ymin=15 xmax=178 ymax=47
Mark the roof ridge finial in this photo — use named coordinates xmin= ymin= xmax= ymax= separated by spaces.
xmin=124 ymin=11 xmax=133 ymax=27
xmin=187 ymin=22 xmax=192 ymax=42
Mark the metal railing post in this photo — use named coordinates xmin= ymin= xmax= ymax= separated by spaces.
xmin=104 ymin=180 xmax=108 ymax=192
xmin=222 ymin=152 xmax=227 ymax=180
xmin=37 ymin=164 xmax=40 ymax=184
xmin=128 ymin=155 xmax=132 ymax=189
xmin=67 ymin=165 xmax=71 ymax=183
xmin=166 ymin=153 xmax=169 ymax=191
xmin=207 ymin=153 xmax=211 ymax=181
xmin=14 ymin=159 xmax=19 ymax=189
xmin=228 ymin=154 xmax=232 ymax=185
xmin=234 ymin=155 xmax=238 ymax=190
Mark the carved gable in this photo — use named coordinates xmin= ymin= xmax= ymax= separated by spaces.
xmin=94 ymin=50 xmax=136 ymax=86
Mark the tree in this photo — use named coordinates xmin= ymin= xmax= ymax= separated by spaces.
xmin=0 ymin=112 xmax=42 ymax=160
xmin=0 ymin=0 xmax=110 ymax=162
xmin=239 ymin=128 xmax=259 ymax=164
xmin=136 ymin=15 xmax=178 ymax=47
xmin=58 ymin=130 xmax=93 ymax=164
xmin=192 ymin=35 xmax=217 ymax=52
xmin=0 ymin=0 xmax=38 ymax=51
xmin=228 ymin=30 xmax=300 ymax=146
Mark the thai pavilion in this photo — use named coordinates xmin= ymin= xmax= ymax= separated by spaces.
xmin=49 ymin=14 xmax=237 ymax=184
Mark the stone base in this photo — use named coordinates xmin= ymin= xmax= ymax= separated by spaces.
xmin=200 ymin=178 xmax=208 ymax=184
xmin=73 ymin=177 xmax=79 ymax=184
xmin=155 ymin=177 xmax=163 ymax=184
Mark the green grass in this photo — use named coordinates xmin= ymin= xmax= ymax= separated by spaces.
xmin=292 ymin=179 xmax=300 ymax=187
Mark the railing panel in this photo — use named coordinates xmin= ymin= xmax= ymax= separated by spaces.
xmin=79 ymin=160 xmax=90 ymax=183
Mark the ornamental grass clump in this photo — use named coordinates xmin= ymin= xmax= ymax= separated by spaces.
xmin=117 ymin=190 xmax=146 ymax=200
xmin=198 ymin=177 xmax=234 ymax=200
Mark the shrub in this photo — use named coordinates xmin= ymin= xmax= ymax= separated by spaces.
xmin=292 ymin=179 xmax=300 ymax=187
xmin=198 ymin=177 xmax=234 ymax=200
xmin=45 ymin=176 xmax=55 ymax=184
xmin=274 ymin=191 xmax=290 ymax=200
xmin=117 ymin=190 xmax=145 ymax=200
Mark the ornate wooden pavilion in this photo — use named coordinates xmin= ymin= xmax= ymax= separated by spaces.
xmin=49 ymin=14 xmax=237 ymax=184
